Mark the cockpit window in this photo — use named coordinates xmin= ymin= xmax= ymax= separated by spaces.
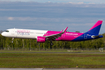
xmin=5 ymin=30 xmax=9 ymax=32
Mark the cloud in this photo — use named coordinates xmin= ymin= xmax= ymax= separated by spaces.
xmin=68 ymin=2 xmax=84 ymax=4
xmin=8 ymin=17 xmax=14 ymax=20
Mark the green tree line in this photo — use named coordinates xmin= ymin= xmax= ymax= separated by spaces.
xmin=0 ymin=34 xmax=105 ymax=50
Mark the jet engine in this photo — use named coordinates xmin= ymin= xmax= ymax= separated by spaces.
xmin=37 ymin=36 xmax=46 ymax=43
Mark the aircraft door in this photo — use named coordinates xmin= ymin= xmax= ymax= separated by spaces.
xmin=84 ymin=34 xmax=87 ymax=39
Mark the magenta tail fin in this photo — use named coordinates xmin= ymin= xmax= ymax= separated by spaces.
xmin=87 ymin=20 xmax=103 ymax=35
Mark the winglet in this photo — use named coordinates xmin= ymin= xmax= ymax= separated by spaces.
xmin=61 ymin=29 xmax=63 ymax=32
xmin=63 ymin=27 xmax=68 ymax=32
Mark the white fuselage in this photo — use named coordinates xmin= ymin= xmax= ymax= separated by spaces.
xmin=2 ymin=28 xmax=48 ymax=39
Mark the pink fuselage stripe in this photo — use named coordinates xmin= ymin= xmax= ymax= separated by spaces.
xmin=43 ymin=31 xmax=84 ymax=41
xmin=89 ymin=21 xmax=102 ymax=31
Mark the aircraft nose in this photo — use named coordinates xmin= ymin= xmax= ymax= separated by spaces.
xmin=1 ymin=32 xmax=4 ymax=36
xmin=1 ymin=32 xmax=6 ymax=36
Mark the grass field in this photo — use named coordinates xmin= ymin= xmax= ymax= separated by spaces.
xmin=0 ymin=49 xmax=103 ymax=53
xmin=0 ymin=50 xmax=105 ymax=68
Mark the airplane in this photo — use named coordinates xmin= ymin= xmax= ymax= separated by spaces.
xmin=1 ymin=20 xmax=103 ymax=43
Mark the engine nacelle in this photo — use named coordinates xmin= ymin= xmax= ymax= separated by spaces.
xmin=37 ymin=36 xmax=46 ymax=43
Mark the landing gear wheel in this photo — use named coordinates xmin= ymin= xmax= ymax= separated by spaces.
xmin=50 ymin=41 xmax=53 ymax=46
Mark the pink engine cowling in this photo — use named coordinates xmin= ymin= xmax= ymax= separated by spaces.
xmin=37 ymin=36 xmax=46 ymax=43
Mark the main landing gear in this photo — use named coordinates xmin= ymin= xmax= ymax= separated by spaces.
xmin=12 ymin=38 xmax=14 ymax=43
xmin=50 ymin=41 xmax=53 ymax=46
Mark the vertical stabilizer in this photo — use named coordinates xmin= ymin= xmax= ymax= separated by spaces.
xmin=87 ymin=20 xmax=103 ymax=35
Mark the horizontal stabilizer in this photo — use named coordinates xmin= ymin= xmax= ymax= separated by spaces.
xmin=91 ymin=35 xmax=103 ymax=38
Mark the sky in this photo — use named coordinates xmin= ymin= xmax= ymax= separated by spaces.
xmin=1 ymin=0 xmax=105 ymax=4
xmin=0 ymin=0 xmax=105 ymax=34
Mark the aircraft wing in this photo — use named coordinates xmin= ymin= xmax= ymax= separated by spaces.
xmin=44 ymin=27 xmax=68 ymax=41
xmin=44 ymin=32 xmax=64 ymax=41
